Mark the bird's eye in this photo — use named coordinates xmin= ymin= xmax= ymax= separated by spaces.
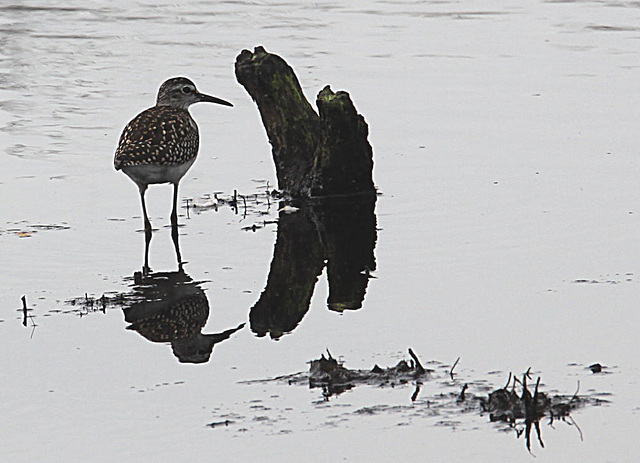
xmin=182 ymin=86 xmax=193 ymax=94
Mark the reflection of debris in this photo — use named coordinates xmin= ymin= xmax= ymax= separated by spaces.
xmin=457 ymin=383 xmax=468 ymax=403
xmin=241 ymin=220 xmax=278 ymax=232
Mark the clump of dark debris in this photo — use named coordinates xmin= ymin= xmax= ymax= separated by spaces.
xmin=480 ymin=369 xmax=593 ymax=452
xmin=308 ymin=348 xmax=431 ymax=398
xmin=242 ymin=349 xmax=609 ymax=452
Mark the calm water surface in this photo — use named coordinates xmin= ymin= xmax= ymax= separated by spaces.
xmin=1 ymin=1 xmax=639 ymax=461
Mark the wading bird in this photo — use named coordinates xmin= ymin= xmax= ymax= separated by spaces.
xmin=114 ymin=77 xmax=232 ymax=234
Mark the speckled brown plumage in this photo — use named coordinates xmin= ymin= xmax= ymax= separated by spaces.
xmin=126 ymin=292 xmax=209 ymax=343
xmin=114 ymin=106 xmax=199 ymax=169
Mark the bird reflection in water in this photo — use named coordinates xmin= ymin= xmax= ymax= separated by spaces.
xmin=123 ymin=224 xmax=244 ymax=363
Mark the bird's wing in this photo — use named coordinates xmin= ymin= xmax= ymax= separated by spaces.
xmin=114 ymin=107 xmax=199 ymax=169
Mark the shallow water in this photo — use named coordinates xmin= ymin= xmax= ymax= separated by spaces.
xmin=1 ymin=0 xmax=639 ymax=461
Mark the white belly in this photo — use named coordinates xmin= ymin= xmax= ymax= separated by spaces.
xmin=122 ymin=158 xmax=197 ymax=187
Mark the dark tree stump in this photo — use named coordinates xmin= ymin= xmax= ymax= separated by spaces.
xmin=235 ymin=46 xmax=375 ymax=198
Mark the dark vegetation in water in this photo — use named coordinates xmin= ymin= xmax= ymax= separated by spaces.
xmin=241 ymin=349 xmax=609 ymax=452
xmin=304 ymin=348 xmax=431 ymax=399
xmin=480 ymin=369 xmax=586 ymax=452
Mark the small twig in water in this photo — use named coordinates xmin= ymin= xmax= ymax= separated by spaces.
xmin=21 ymin=295 xmax=28 ymax=327
xmin=504 ymin=372 xmax=512 ymax=390
xmin=514 ymin=375 xmax=523 ymax=388
xmin=450 ymin=356 xmax=460 ymax=380
xmin=229 ymin=190 xmax=238 ymax=214
xmin=533 ymin=376 xmax=541 ymax=400
xmin=207 ymin=420 xmax=233 ymax=428
xmin=408 ymin=348 xmax=425 ymax=375
xmin=21 ymin=295 xmax=37 ymax=337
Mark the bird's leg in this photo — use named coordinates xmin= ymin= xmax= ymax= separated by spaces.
xmin=171 ymin=183 xmax=183 ymax=270
xmin=171 ymin=182 xmax=179 ymax=227
xmin=171 ymin=222 xmax=183 ymax=272
xmin=139 ymin=185 xmax=152 ymax=234
xmin=139 ymin=185 xmax=152 ymax=275
xmin=143 ymin=224 xmax=152 ymax=275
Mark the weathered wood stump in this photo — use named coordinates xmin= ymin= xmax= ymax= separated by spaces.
xmin=235 ymin=46 xmax=375 ymax=198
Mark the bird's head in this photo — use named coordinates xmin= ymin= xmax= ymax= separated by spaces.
xmin=156 ymin=77 xmax=233 ymax=109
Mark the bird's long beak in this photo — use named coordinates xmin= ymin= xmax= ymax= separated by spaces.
xmin=197 ymin=92 xmax=233 ymax=107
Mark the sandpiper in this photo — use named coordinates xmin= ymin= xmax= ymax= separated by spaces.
xmin=114 ymin=77 xmax=232 ymax=233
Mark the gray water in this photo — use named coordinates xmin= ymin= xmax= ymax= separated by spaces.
xmin=1 ymin=1 xmax=639 ymax=461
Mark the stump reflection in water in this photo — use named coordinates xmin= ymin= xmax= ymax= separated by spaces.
xmin=250 ymin=195 xmax=377 ymax=339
